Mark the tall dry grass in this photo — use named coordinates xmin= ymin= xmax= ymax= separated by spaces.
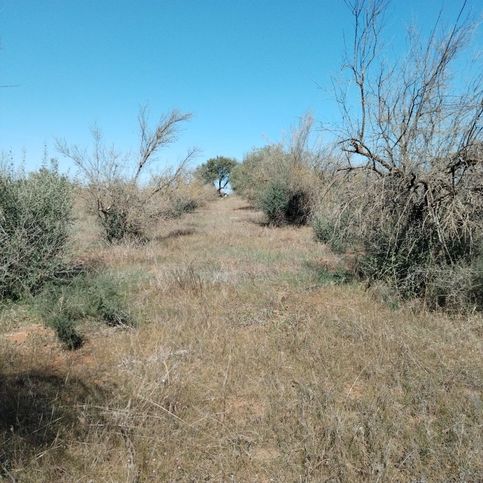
xmin=1 ymin=196 xmax=481 ymax=481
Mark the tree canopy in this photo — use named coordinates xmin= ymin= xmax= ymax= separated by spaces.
xmin=196 ymin=156 xmax=238 ymax=194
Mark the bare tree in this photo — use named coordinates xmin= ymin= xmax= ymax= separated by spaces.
xmin=57 ymin=108 xmax=197 ymax=242
xmin=330 ymin=0 xmax=482 ymax=305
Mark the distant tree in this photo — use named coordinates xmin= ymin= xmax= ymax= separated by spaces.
xmin=196 ymin=156 xmax=237 ymax=195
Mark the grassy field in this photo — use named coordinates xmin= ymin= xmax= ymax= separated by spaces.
xmin=1 ymin=196 xmax=482 ymax=481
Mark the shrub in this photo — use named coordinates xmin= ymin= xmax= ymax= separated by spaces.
xmin=304 ymin=259 xmax=353 ymax=286
xmin=258 ymin=180 xmax=311 ymax=226
xmin=90 ymin=181 xmax=145 ymax=243
xmin=230 ymin=146 xmax=283 ymax=202
xmin=36 ymin=271 xmax=134 ymax=349
xmin=316 ymin=170 xmax=483 ymax=311
xmin=88 ymin=273 xmax=133 ymax=327
xmin=49 ymin=316 xmax=84 ymax=350
xmin=234 ymin=115 xmax=323 ymax=225
xmin=318 ymin=2 xmax=483 ymax=312
xmin=0 ymin=164 xmax=73 ymax=300
xmin=423 ymin=261 xmax=482 ymax=312
xmin=313 ymin=214 xmax=349 ymax=253
xmin=354 ymin=171 xmax=482 ymax=309
xmin=472 ymin=249 xmax=483 ymax=310
xmin=257 ymin=180 xmax=290 ymax=225
xmin=315 ymin=266 xmax=353 ymax=286
xmin=170 ymin=198 xmax=198 ymax=217
xmin=57 ymin=108 xmax=195 ymax=243
xmin=157 ymin=174 xmax=212 ymax=219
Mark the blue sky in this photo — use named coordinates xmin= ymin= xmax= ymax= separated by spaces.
xmin=0 ymin=0 xmax=481 ymax=173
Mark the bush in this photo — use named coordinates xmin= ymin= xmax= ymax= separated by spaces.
xmin=36 ymin=271 xmax=134 ymax=349
xmin=155 ymin=173 xmax=215 ymax=220
xmin=233 ymin=115 xmax=323 ymax=226
xmin=315 ymin=170 xmax=483 ymax=311
xmin=313 ymin=214 xmax=349 ymax=253
xmin=354 ymin=172 xmax=483 ymax=309
xmin=57 ymin=108 xmax=195 ymax=243
xmin=230 ymin=146 xmax=282 ymax=202
xmin=88 ymin=273 xmax=133 ymax=327
xmin=323 ymin=1 xmax=483 ymax=312
xmin=0 ymin=164 xmax=73 ymax=300
xmin=258 ymin=180 xmax=311 ymax=226
xmin=472 ymin=250 xmax=483 ymax=310
xmin=423 ymin=260 xmax=482 ymax=312
xmin=257 ymin=180 xmax=289 ymax=225
xmin=49 ymin=316 xmax=84 ymax=350
xmin=159 ymin=182 xmax=199 ymax=219
xmin=93 ymin=182 xmax=146 ymax=243
xmin=166 ymin=198 xmax=198 ymax=218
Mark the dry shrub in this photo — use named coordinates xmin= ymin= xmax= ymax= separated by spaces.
xmin=57 ymin=108 xmax=197 ymax=243
xmin=233 ymin=115 xmax=324 ymax=226
xmin=315 ymin=162 xmax=483 ymax=310
xmin=157 ymin=172 xmax=217 ymax=220
xmin=315 ymin=1 xmax=483 ymax=310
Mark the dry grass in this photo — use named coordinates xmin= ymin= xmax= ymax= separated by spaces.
xmin=1 ymin=196 xmax=482 ymax=481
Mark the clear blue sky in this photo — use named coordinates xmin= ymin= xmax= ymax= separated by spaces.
xmin=0 ymin=0 xmax=481 ymax=173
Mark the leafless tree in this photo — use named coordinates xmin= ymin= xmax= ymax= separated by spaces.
xmin=330 ymin=0 xmax=482 ymax=305
xmin=57 ymin=108 xmax=197 ymax=242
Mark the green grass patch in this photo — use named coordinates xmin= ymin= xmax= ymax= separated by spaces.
xmin=304 ymin=260 xmax=354 ymax=286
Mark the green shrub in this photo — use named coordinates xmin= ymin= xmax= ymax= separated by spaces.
xmin=0 ymin=164 xmax=73 ymax=300
xmin=49 ymin=315 xmax=84 ymax=350
xmin=161 ymin=196 xmax=198 ymax=219
xmin=36 ymin=271 xmax=134 ymax=349
xmin=258 ymin=180 xmax=311 ymax=226
xmin=230 ymin=145 xmax=285 ymax=202
xmin=257 ymin=180 xmax=290 ymax=225
xmin=232 ymin=115 xmax=323 ymax=224
xmin=316 ymin=266 xmax=353 ymax=285
xmin=313 ymin=215 xmax=348 ymax=253
xmin=88 ymin=273 xmax=133 ymax=327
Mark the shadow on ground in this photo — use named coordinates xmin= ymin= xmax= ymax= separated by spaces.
xmin=0 ymin=369 xmax=106 ymax=475
xmin=154 ymin=228 xmax=196 ymax=242
xmin=234 ymin=205 xmax=256 ymax=211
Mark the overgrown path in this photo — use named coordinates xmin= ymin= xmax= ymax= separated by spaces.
xmin=1 ymin=197 xmax=481 ymax=481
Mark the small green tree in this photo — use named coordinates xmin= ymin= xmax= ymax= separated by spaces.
xmin=196 ymin=156 xmax=237 ymax=195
